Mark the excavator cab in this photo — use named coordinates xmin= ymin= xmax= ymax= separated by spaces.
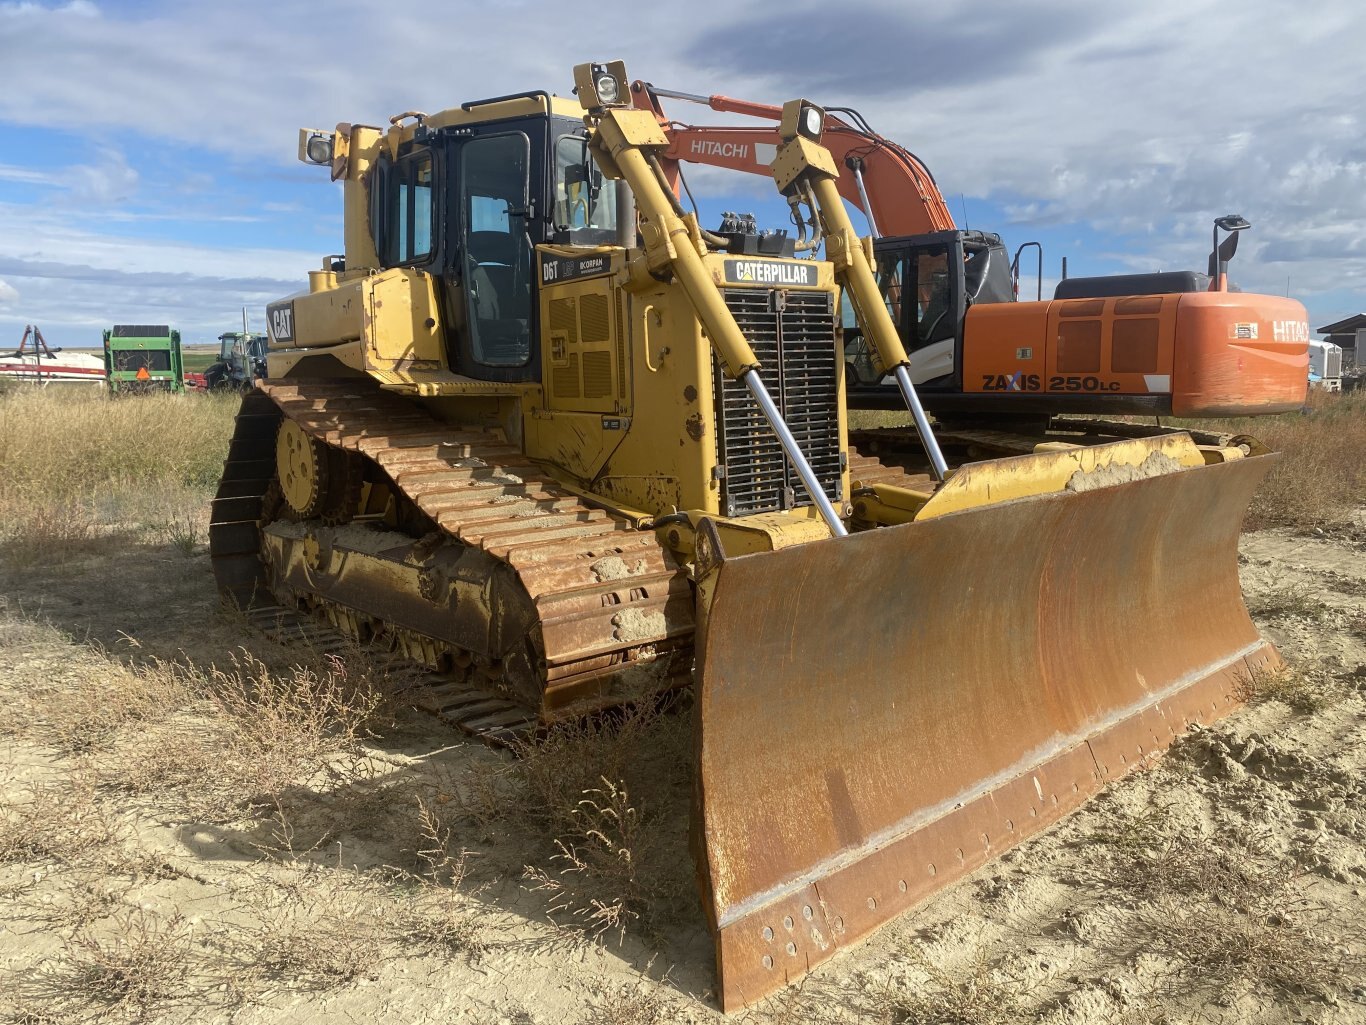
xmin=845 ymin=229 xmax=1013 ymax=391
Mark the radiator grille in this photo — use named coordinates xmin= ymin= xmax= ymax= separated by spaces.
xmin=713 ymin=288 xmax=842 ymax=517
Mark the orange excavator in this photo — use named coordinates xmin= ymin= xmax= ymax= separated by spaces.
xmin=635 ymin=82 xmax=1309 ymax=419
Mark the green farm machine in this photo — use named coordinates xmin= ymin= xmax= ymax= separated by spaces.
xmin=102 ymin=324 xmax=186 ymax=394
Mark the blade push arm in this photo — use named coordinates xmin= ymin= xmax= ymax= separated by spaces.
xmin=575 ymin=62 xmax=847 ymax=536
xmin=771 ymin=100 xmax=949 ymax=481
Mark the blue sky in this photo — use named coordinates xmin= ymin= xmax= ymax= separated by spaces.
xmin=3 ymin=0 xmax=1365 ymax=348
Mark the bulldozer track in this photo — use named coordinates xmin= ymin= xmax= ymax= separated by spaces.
xmin=210 ymin=378 xmax=698 ymax=723
xmin=209 ymin=378 xmax=936 ymax=731
xmin=240 ymin=603 xmax=538 ymax=745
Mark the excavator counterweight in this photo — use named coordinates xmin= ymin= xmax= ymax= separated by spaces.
xmin=210 ymin=61 xmax=1284 ymax=1011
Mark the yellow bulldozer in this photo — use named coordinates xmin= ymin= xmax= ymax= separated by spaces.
xmin=211 ymin=61 xmax=1289 ymax=1009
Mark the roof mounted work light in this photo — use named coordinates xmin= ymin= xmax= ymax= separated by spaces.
xmin=574 ymin=61 xmax=629 ymax=113
xmin=778 ymin=99 xmax=825 ymax=143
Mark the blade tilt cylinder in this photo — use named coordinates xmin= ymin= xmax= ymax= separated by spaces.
xmin=894 ymin=364 xmax=949 ymax=481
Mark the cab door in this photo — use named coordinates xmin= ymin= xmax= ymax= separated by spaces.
xmin=446 ymin=125 xmax=546 ymax=382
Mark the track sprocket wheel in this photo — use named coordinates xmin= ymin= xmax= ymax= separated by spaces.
xmin=275 ymin=418 xmax=328 ymax=518
xmin=320 ymin=446 xmax=365 ymax=526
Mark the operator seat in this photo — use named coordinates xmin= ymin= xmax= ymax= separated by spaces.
xmin=467 ymin=230 xmax=517 ymax=321
xmin=465 ymin=229 xmax=530 ymax=364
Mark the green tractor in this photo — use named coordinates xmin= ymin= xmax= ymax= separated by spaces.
xmin=204 ymin=331 xmax=268 ymax=392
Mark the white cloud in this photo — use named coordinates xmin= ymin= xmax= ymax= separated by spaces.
xmin=58 ymin=146 xmax=139 ymax=205
xmin=0 ymin=165 xmax=57 ymax=186
xmin=0 ymin=199 xmax=315 ymax=344
xmin=0 ymin=0 xmax=1363 ymax=330
xmin=0 ymin=278 xmax=18 ymax=303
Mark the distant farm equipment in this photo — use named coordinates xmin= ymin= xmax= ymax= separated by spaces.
xmin=204 ymin=331 xmax=268 ymax=392
xmin=102 ymin=325 xmax=185 ymax=395
xmin=0 ymin=324 xmax=106 ymax=385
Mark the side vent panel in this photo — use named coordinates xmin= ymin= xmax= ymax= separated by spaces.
xmin=543 ymin=283 xmax=618 ymax=413
xmin=551 ymin=352 xmax=581 ymax=399
xmin=583 ymin=351 xmax=613 ymax=398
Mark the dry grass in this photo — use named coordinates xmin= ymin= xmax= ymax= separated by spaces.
xmin=55 ymin=908 xmax=209 ymax=1015
xmin=205 ymin=651 xmax=387 ymax=808
xmin=866 ymin=949 xmax=1036 ymax=1025
xmin=575 ymin=985 xmax=671 ymax=1025
xmin=233 ymin=866 xmax=391 ymax=990
xmin=1094 ymin=822 xmax=1362 ymax=1003
xmin=1233 ymin=661 xmax=1343 ymax=713
xmin=1 ymin=898 xmax=228 ymax=1021
xmin=506 ymin=704 xmax=678 ymax=838
xmin=524 ymin=777 xmax=667 ymax=942
xmin=0 ymin=616 xmax=400 ymax=863
xmin=7 ymin=650 xmax=199 ymax=754
xmin=1246 ymin=582 xmax=1328 ymax=622
xmin=0 ymin=768 xmax=121 ymax=865
xmin=504 ymin=705 xmax=695 ymax=944
xmin=392 ymin=887 xmax=489 ymax=962
xmin=0 ymin=387 xmax=236 ymax=558
xmin=1173 ymin=389 xmax=1366 ymax=530
xmin=386 ymin=798 xmax=490 ymax=959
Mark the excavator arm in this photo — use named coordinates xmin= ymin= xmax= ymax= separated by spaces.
xmin=633 ymin=82 xmax=956 ymax=237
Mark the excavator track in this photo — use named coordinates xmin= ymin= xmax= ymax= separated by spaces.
xmin=210 ymin=378 xmax=699 ymax=722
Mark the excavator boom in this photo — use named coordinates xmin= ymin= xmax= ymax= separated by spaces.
xmin=634 ymin=81 xmax=955 ymax=237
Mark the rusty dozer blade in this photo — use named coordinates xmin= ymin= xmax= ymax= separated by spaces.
xmin=693 ymin=448 xmax=1280 ymax=1010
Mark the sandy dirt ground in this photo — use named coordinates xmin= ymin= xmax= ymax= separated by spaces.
xmin=1 ymin=512 xmax=1364 ymax=1024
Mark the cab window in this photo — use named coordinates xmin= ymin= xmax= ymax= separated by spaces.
xmin=912 ymin=248 xmax=952 ymax=350
xmin=379 ymin=149 xmax=434 ymax=266
xmin=553 ymin=135 xmax=617 ymax=242
xmin=462 ymin=133 xmax=532 ymax=367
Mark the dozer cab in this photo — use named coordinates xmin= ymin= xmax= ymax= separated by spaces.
xmin=211 ymin=61 xmax=1282 ymax=1010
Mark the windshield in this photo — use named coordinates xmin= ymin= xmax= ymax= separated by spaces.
xmin=218 ymin=334 xmax=236 ymax=360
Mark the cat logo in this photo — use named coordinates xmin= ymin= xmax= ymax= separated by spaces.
xmin=268 ymin=302 xmax=295 ymax=344
xmin=723 ymin=260 xmax=817 ymax=286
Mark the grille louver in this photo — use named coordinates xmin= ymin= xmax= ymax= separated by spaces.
xmin=713 ymin=289 xmax=842 ymax=517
